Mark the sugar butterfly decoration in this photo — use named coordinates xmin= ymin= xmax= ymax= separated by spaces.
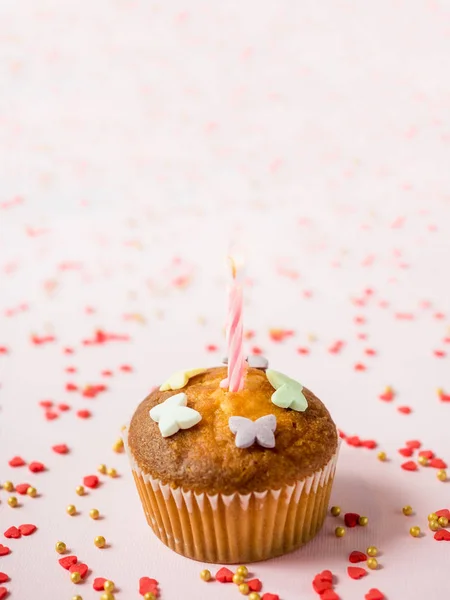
xmin=229 ymin=414 xmax=277 ymax=448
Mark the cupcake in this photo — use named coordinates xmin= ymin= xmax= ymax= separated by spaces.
xmin=125 ymin=361 xmax=339 ymax=563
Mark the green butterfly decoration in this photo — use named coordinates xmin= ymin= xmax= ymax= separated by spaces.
xmin=266 ymin=369 xmax=308 ymax=412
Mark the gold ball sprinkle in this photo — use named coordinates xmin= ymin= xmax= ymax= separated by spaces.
xmin=239 ymin=583 xmax=250 ymax=595
xmin=249 ymin=594 xmax=261 ymax=600
xmin=418 ymin=456 xmax=428 ymax=466
xmin=410 ymin=526 xmax=421 ymax=537
xmin=233 ymin=573 xmax=245 ymax=585
xmin=27 ymin=486 xmax=37 ymax=498
xmin=66 ymin=504 xmax=76 ymax=516
xmin=429 ymin=520 xmax=440 ymax=532
xmin=358 ymin=516 xmax=369 ymax=526
xmin=71 ymin=571 xmax=81 ymax=584
xmin=236 ymin=566 xmax=249 ymax=577
xmin=377 ymin=451 xmax=387 ymax=461
xmin=89 ymin=508 xmax=100 ymax=520
xmin=107 ymin=467 xmax=117 ymax=478
xmin=428 ymin=512 xmax=438 ymax=521
xmin=367 ymin=546 xmax=378 ymax=557
xmin=100 ymin=593 xmax=114 ymax=600
xmin=200 ymin=569 xmax=211 ymax=582
xmin=437 ymin=469 xmax=447 ymax=482
xmin=98 ymin=464 xmax=107 ymax=474
xmin=76 ymin=485 xmax=85 ymax=496
xmin=402 ymin=505 xmax=413 ymax=516
xmin=55 ymin=541 xmax=66 ymax=554
xmin=94 ymin=535 xmax=106 ymax=548
xmin=143 ymin=594 xmax=156 ymax=600
xmin=72 ymin=596 xmax=83 ymax=600
xmin=330 ymin=506 xmax=341 ymax=517
xmin=3 ymin=481 xmax=14 ymax=492
xmin=367 ymin=557 xmax=378 ymax=570
xmin=438 ymin=516 xmax=449 ymax=527
xmin=113 ymin=439 xmax=124 ymax=453
xmin=8 ymin=496 xmax=18 ymax=507
xmin=335 ymin=526 xmax=345 ymax=538
xmin=104 ymin=581 xmax=115 ymax=592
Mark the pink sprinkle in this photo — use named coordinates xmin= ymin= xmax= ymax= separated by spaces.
xmin=354 ymin=363 xmax=366 ymax=371
xmin=365 ymin=348 xmax=376 ymax=356
xmin=434 ymin=350 xmax=446 ymax=358
xmin=120 ymin=365 xmax=133 ymax=372
xmin=398 ymin=406 xmax=412 ymax=414
xmin=251 ymin=346 xmax=263 ymax=355
xmin=206 ymin=344 xmax=218 ymax=352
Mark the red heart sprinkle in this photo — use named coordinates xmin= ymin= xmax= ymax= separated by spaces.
xmin=0 ymin=575 xmax=8 ymax=584
xmin=318 ymin=570 xmax=333 ymax=583
xmin=349 ymin=550 xmax=367 ymax=563
xmin=365 ymin=589 xmax=384 ymax=600
xmin=344 ymin=513 xmax=360 ymax=527
xmin=354 ymin=363 xmax=366 ymax=371
xmin=430 ymin=458 xmax=447 ymax=469
xmin=406 ymin=440 xmax=421 ymax=449
xmin=69 ymin=563 xmax=88 ymax=579
xmin=216 ymin=567 xmax=234 ymax=583
xmin=28 ymin=462 xmax=45 ymax=473
xmin=39 ymin=400 xmax=53 ymax=408
xmin=361 ymin=440 xmax=377 ymax=449
xmin=401 ymin=460 xmax=417 ymax=471
xmin=83 ymin=475 xmax=99 ymax=489
xmin=379 ymin=390 xmax=394 ymax=401
xmin=8 ymin=456 xmax=25 ymax=468
xmin=313 ymin=578 xmax=332 ymax=594
xmin=77 ymin=409 xmax=91 ymax=419
xmin=434 ymin=529 xmax=450 ymax=541
xmin=139 ymin=576 xmax=159 ymax=595
xmin=15 ymin=483 xmax=30 ymax=495
xmin=52 ymin=444 xmax=69 ymax=454
xmin=321 ymin=591 xmax=339 ymax=600
xmin=58 ymin=555 xmax=78 ymax=569
xmin=398 ymin=447 xmax=413 ymax=457
xmin=346 ymin=436 xmax=362 ymax=447
xmin=398 ymin=406 xmax=412 ymax=414
xmin=418 ymin=450 xmax=434 ymax=459
xmin=262 ymin=595 xmax=280 ymax=600
xmin=0 ymin=586 xmax=7 ymax=600
xmin=0 ymin=547 xmax=10 ymax=557
xmin=58 ymin=403 xmax=70 ymax=411
xmin=348 ymin=566 xmax=367 ymax=580
xmin=248 ymin=579 xmax=262 ymax=592
xmin=4 ymin=528 xmax=20 ymax=540
xmin=45 ymin=411 xmax=59 ymax=420
xmin=66 ymin=383 xmax=78 ymax=391
xmin=18 ymin=524 xmax=36 ymax=536
xmin=93 ymin=577 xmax=107 ymax=591
xmin=435 ymin=509 xmax=450 ymax=519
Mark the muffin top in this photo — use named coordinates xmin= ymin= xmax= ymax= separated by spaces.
xmin=127 ymin=367 xmax=337 ymax=495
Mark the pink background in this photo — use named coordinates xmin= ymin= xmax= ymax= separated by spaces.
xmin=1 ymin=1 xmax=450 ymax=598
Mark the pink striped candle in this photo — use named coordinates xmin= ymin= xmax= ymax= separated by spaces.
xmin=222 ymin=257 xmax=245 ymax=392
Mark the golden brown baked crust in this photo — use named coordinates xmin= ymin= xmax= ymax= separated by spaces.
xmin=128 ymin=367 xmax=337 ymax=495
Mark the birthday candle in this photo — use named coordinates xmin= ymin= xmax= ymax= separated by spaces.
xmin=224 ymin=257 xmax=245 ymax=392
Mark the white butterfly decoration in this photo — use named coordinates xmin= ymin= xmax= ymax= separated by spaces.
xmin=229 ymin=414 xmax=277 ymax=449
xmin=149 ymin=393 xmax=202 ymax=438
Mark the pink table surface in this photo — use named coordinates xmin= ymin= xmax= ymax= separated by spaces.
xmin=1 ymin=1 xmax=450 ymax=599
